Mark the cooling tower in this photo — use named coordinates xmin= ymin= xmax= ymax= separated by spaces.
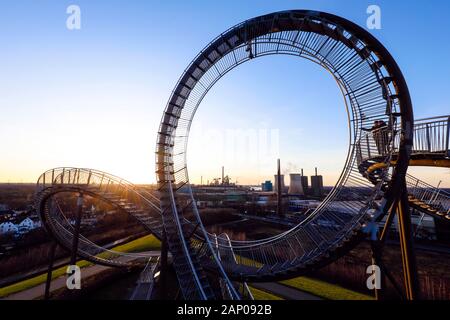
xmin=288 ymin=174 xmax=304 ymax=195
xmin=274 ymin=174 xmax=285 ymax=193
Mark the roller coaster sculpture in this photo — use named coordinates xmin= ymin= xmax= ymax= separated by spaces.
xmin=35 ymin=11 xmax=450 ymax=300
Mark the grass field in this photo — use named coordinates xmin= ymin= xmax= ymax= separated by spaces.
xmin=0 ymin=234 xmax=373 ymax=300
xmin=236 ymin=255 xmax=372 ymax=300
xmin=280 ymin=276 xmax=374 ymax=300
xmin=248 ymin=286 xmax=284 ymax=300
xmin=0 ymin=234 xmax=160 ymax=298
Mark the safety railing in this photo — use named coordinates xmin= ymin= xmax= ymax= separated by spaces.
xmin=395 ymin=115 xmax=449 ymax=156
xmin=215 ymin=233 xmax=253 ymax=300
xmin=130 ymin=257 xmax=160 ymax=300
xmin=357 ymin=115 xmax=449 ymax=164
xmin=36 ymin=167 xmax=161 ymax=213
xmin=405 ymin=174 xmax=450 ymax=216
xmin=35 ymin=167 xmax=163 ymax=267
xmin=45 ymin=201 xmax=152 ymax=267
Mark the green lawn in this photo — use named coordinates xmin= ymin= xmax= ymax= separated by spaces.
xmin=0 ymin=234 xmax=160 ymax=298
xmin=0 ymin=234 xmax=373 ymax=301
xmin=248 ymin=286 xmax=284 ymax=300
xmin=235 ymin=255 xmax=372 ymax=300
xmin=280 ymin=276 xmax=374 ymax=300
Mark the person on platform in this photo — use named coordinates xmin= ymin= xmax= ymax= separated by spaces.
xmin=363 ymin=120 xmax=389 ymax=156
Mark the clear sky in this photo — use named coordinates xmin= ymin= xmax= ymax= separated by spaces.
xmin=0 ymin=0 xmax=449 ymax=187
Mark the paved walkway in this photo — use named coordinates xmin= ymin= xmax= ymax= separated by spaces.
xmin=250 ymin=282 xmax=322 ymax=300
xmin=0 ymin=235 xmax=147 ymax=288
xmin=5 ymin=262 xmax=114 ymax=300
xmin=4 ymin=250 xmax=321 ymax=300
xmin=4 ymin=251 xmax=160 ymax=300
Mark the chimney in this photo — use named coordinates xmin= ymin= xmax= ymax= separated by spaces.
xmin=311 ymin=167 xmax=324 ymax=198
xmin=277 ymin=159 xmax=282 ymax=215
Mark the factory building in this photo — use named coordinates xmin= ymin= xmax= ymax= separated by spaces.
xmin=288 ymin=174 xmax=304 ymax=195
xmin=300 ymin=169 xmax=309 ymax=195
xmin=311 ymin=167 xmax=324 ymax=197
xmin=261 ymin=180 xmax=273 ymax=192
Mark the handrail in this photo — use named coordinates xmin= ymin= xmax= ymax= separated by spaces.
xmin=186 ymin=182 xmax=241 ymax=299
xmin=399 ymin=115 xmax=449 ymax=155
xmin=217 ymin=233 xmax=253 ymax=300
xmin=357 ymin=115 xmax=449 ymax=163
xmin=37 ymin=167 xmax=162 ymax=213
xmin=167 ymin=180 xmax=208 ymax=300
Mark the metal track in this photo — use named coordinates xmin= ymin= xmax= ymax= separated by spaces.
xmin=155 ymin=10 xmax=413 ymax=286
xmin=34 ymin=11 xmax=450 ymax=300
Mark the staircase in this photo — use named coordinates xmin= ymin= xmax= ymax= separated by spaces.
xmin=357 ymin=115 xmax=450 ymax=221
xmin=130 ymin=257 xmax=160 ymax=300
xmin=159 ymin=181 xmax=216 ymax=300
xmin=35 ymin=168 xmax=163 ymax=267
xmin=214 ymin=233 xmax=254 ymax=300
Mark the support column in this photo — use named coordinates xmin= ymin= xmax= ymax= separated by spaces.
xmin=70 ymin=193 xmax=83 ymax=266
xmin=397 ymin=184 xmax=420 ymax=300
xmin=370 ymin=240 xmax=385 ymax=300
xmin=160 ymin=230 xmax=168 ymax=300
xmin=44 ymin=241 xmax=57 ymax=300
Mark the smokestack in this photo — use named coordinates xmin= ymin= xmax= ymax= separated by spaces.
xmin=311 ymin=167 xmax=324 ymax=198
xmin=274 ymin=174 xmax=285 ymax=191
xmin=301 ymin=168 xmax=304 ymax=176
xmin=277 ymin=159 xmax=282 ymax=215
xmin=222 ymin=166 xmax=224 ymax=185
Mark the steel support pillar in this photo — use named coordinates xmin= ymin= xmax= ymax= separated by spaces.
xmin=160 ymin=230 xmax=168 ymax=300
xmin=397 ymin=185 xmax=420 ymax=300
xmin=373 ymin=200 xmax=407 ymax=299
xmin=70 ymin=193 xmax=83 ymax=266
xmin=44 ymin=241 xmax=57 ymax=300
xmin=370 ymin=240 xmax=386 ymax=300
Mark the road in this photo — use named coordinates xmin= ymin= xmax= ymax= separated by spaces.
xmin=250 ymin=282 xmax=322 ymax=300
xmin=4 ymin=251 xmax=160 ymax=300
xmin=0 ymin=233 xmax=147 ymax=288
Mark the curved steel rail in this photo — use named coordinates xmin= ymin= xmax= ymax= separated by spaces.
xmin=35 ymin=167 xmax=163 ymax=267
xmin=155 ymin=9 xmax=413 ymax=291
xmin=35 ymin=11 xmax=450 ymax=301
xmin=34 ymin=112 xmax=448 ymax=289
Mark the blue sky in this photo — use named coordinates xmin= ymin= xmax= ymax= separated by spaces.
xmin=0 ymin=0 xmax=449 ymax=186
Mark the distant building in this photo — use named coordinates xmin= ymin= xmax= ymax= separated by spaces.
xmin=17 ymin=218 xmax=41 ymax=234
xmin=256 ymin=195 xmax=270 ymax=206
xmin=311 ymin=168 xmax=324 ymax=197
xmin=0 ymin=222 xmax=18 ymax=235
xmin=301 ymin=176 xmax=309 ymax=195
xmin=288 ymin=199 xmax=320 ymax=211
xmin=288 ymin=174 xmax=304 ymax=195
xmin=225 ymin=191 xmax=246 ymax=203
xmin=261 ymin=180 xmax=273 ymax=192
